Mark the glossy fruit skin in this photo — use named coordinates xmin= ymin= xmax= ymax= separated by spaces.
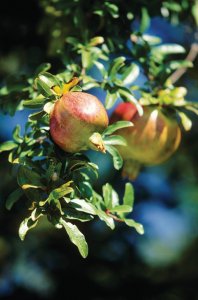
xmin=110 ymin=103 xmax=181 ymax=166
xmin=50 ymin=92 xmax=109 ymax=153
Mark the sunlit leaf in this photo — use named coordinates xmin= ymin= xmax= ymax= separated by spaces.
xmin=60 ymin=218 xmax=88 ymax=258
xmin=123 ymin=183 xmax=134 ymax=210
xmin=105 ymin=145 xmax=123 ymax=170
xmin=124 ymin=219 xmax=144 ymax=234
xmin=104 ymin=135 xmax=127 ymax=146
xmin=102 ymin=121 xmax=133 ymax=136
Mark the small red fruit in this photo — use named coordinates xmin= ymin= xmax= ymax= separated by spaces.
xmin=50 ymin=92 xmax=109 ymax=153
xmin=110 ymin=102 xmax=181 ymax=179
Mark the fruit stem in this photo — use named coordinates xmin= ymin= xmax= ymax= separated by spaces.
xmin=89 ymin=132 xmax=106 ymax=153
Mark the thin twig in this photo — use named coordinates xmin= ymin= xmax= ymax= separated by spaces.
xmin=169 ymin=42 xmax=198 ymax=84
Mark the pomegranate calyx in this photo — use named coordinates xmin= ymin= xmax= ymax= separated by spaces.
xmin=89 ymin=133 xmax=106 ymax=153
xmin=52 ymin=77 xmax=80 ymax=96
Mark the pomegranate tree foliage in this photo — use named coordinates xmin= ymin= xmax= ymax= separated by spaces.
xmin=0 ymin=0 xmax=198 ymax=257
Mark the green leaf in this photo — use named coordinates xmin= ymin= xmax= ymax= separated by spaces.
xmin=0 ymin=141 xmax=18 ymax=153
xmin=70 ymin=85 xmax=82 ymax=92
xmin=118 ymin=88 xmax=144 ymax=116
xmin=22 ymin=96 xmax=46 ymax=109
xmin=109 ymin=57 xmax=126 ymax=80
xmin=110 ymin=205 xmax=132 ymax=213
xmin=152 ymin=44 xmax=185 ymax=55
xmin=121 ymin=64 xmax=140 ymax=85
xmin=12 ymin=125 xmax=23 ymax=143
xmin=105 ymin=90 xmax=118 ymax=109
xmin=17 ymin=166 xmax=45 ymax=190
xmin=29 ymin=111 xmax=46 ymax=121
xmin=105 ymin=145 xmax=123 ymax=170
xmin=104 ymin=2 xmax=119 ymax=18
xmin=169 ymin=60 xmax=193 ymax=70
xmin=81 ymin=49 xmax=92 ymax=69
xmin=97 ymin=210 xmax=115 ymax=229
xmin=38 ymin=72 xmax=60 ymax=87
xmin=142 ymin=34 xmax=161 ymax=45
xmin=6 ymin=188 xmax=23 ymax=210
xmin=82 ymin=81 xmax=100 ymax=90
xmin=102 ymin=183 xmax=113 ymax=208
xmin=123 ymin=183 xmax=134 ymax=210
xmin=192 ymin=0 xmax=198 ymax=26
xmin=124 ymin=219 xmax=144 ymax=235
xmin=102 ymin=121 xmax=133 ymax=136
xmin=35 ymin=78 xmax=54 ymax=97
xmin=104 ymin=135 xmax=127 ymax=146
xmin=43 ymin=181 xmax=73 ymax=204
xmin=140 ymin=7 xmax=150 ymax=33
xmin=19 ymin=217 xmax=38 ymax=241
xmin=43 ymin=102 xmax=55 ymax=114
xmin=60 ymin=218 xmax=88 ymax=258
xmin=34 ymin=63 xmax=51 ymax=77
xmin=63 ymin=207 xmax=93 ymax=222
xmin=70 ymin=199 xmax=97 ymax=215
xmin=94 ymin=61 xmax=107 ymax=77
xmin=178 ymin=111 xmax=192 ymax=131
xmin=185 ymin=105 xmax=198 ymax=115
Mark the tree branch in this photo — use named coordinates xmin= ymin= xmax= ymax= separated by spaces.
xmin=169 ymin=42 xmax=198 ymax=84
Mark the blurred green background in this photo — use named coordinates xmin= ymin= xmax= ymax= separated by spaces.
xmin=0 ymin=1 xmax=198 ymax=299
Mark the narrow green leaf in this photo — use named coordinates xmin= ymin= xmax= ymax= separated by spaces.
xmin=110 ymin=205 xmax=132 ymax=213
xmin=123 ymin=183 xmax=134 ymax=210
xmin=6 ymin=188 xmax=23 ymax=210
xmin=140 ymin=7 xmax=150 ymax=33
xmin=35 ymin=78 xmax=54 ymax=97
xmin=82 ymin=81 xmax=100 ymax=90
xmin=152 ymin=44 xmax=185 ymax=55
xmin=122 ymin=64 xmax=140 ymax=85
xmin=82 ymin=49 xmax=92 ymax=69
xmin=178 ymin=111 xmax=192 ymax=131
xmin=47 ymin=181 xmax=73 ymax=203
xmin=70 ymin=199 xmax=97 ymax=215
xmin=192 ymin=0 xmax=198 ymax=26
xmin=12 ymin=125 xmax=23 ymax=143
xmin=0 ymin=141 xmax=18 ymax=153
xmin=102 ymin=121 xmax=133 ymax=136
xmin=142 ymin=34 xmax=161 ymax=45
xmin=169 ymin=60 xmax=193 ymax=70
xmin=39 ymin=72 xmax=60 ymax=87
xmin=185 ymin=105 xmax=198 ymax=115
xmin=22 ymin=96 xmax=46 ymax=109
xmin=125 ymin=219 xmax=144 ymax=234
xmin=105 ymin=145 xmax=123 ymax=170
xmin=34 ymin=63 xmax=51 ymax=77
xmin=104 ymin=135 xmax=127 ymax=146
xmin=60 ymin=218 xmax=88 ymax=258
xmin=109 ymin=57 xmax=126 ymax=80
xmin=102 ymin=183 xmax=113 ymax=208
xmin=17 ymin=166 xmax=45 ymax=190
xmin=105 ymin=90 xmax=118 ymax=109
xmin=19 ymin=218 xmax=38 ymax=241
xmin=94 ymin=61 xmax=107 ymax=77
xmin=97 ymin=210 xmax=115 ymax=229
xmin=29 ymin=111 xmax=45 ymax=121
xmin=118 ymin=88 xmax=143 ymax=116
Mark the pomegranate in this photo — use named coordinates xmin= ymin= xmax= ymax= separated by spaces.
xmin=110 ymin=102 xmax=181 ymax=179
xmin=50 ymin=92 xmax=109 ymax=153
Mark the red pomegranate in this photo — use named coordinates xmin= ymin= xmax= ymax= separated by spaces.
xmin=110 ymin=102 xmax=181 ymax=179
xmin=50 ymin=92 xmax=109 ymax=153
